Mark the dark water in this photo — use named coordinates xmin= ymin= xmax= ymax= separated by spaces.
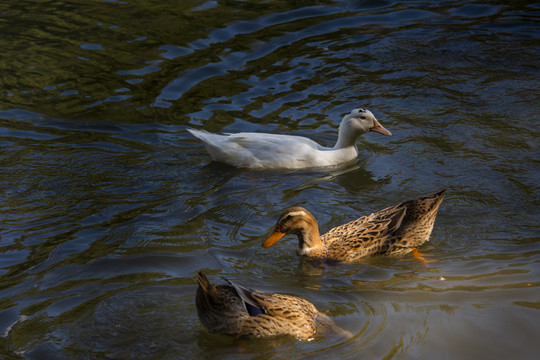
xmin=1 ymin=1 xmax=539 ymax=359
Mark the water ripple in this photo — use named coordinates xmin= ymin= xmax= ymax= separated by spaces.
xmin=0 ymin=1 xmax=539 ymax=358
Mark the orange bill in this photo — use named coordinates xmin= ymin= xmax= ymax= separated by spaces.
xmin=370 ymin=118 xmax=392 ymax=136
xmin=262 ymin=230 xmax=286 ymax=248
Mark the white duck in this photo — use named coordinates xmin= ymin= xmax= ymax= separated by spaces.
xmin=187 ymin=108 xmax=391 ymax=170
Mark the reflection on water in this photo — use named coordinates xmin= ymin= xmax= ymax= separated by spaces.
xmin=1 ymin=0 xmax=539 ymax=359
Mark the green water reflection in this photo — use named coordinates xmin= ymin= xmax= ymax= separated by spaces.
xmin=1 ymin=0 xmax=539 ymax=359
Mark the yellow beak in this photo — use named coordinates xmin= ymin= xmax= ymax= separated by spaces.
xmin=262 ymin=230 xmax=286 ymax=248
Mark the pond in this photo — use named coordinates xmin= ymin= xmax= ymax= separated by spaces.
xmin=0 ymin=1 xmax=539 ymax=359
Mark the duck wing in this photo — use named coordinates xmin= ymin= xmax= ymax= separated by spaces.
xmin=224 ymin=277 xmax=318 ymax=322
xmin=188 ymin=129 xmax=327 ymax=169
xmin=324 ymin=205 xmax=407 ymax=259
xmin=223 ymin=277 xmax=266 ymax=316
xmin=227 ymin=133 xmax=324 ymax=168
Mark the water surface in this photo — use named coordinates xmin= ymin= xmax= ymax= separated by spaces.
xmin=1 ymin=1 xmax=539 ymax=359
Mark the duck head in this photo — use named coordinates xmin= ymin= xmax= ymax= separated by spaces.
xmin=262 ymin=206 xmax=325 ymax=256
xmin=334 ymin=108 xmax=391 ymax=149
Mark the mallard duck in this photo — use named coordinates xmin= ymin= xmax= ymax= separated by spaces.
xmin=195 ymin=272 xmax=351 ymax=341
xmin=187 ymin=108 xmax=391 ymax=170
xmin=262 ymin=190 xmax=446 ymax=262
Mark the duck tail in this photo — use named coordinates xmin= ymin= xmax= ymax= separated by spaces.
xmin=187 ymin=128 xmax=211 ymax=140
xmin=396 ymin=190 xmax=446 ymax=242
xmin=401 ymin=190 xmax=445 ymax=215
xmin=197 ymin=271 xmax=212 ymax=292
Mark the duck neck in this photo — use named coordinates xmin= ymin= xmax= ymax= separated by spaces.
xmin=296 ymin=226 xmax=327 ymax=257
xmin=333 ymin=123 xmax=359 ymax=150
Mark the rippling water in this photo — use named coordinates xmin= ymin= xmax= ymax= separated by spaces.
xmin=1 ymin=1 xmax=539 ymax=359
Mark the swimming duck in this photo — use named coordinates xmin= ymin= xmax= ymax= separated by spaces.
xmin=262 ymin=190 xmax=445 ymax=262
xmin=187 ymin=108 xmax=391 ymax=170
xmin=195 ymin=272 xmax=351 ymax=341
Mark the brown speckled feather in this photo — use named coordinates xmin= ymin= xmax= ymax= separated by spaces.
xmin=195 ymin=272 xmax=350 ymax=341
xmin=263 ymin=190 xmax=445 ymax=262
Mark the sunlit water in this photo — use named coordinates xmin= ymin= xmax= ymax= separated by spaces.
xmin=1 ymin=1 xmax=539 ymax=359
